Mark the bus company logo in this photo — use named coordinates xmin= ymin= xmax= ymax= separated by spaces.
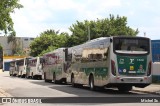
xmin=119 ymin=59 xmax=124 ymax=64
xmin=129 ymin=59 xmax=134 ymax=64
xmin=2 ymin=98 xmax=11 ymax=103
xmin=137 ymin=59 xmax=144 ymax=61
xmin=123 ymin=69 xmax=126 ymax=73
xmin=130 ymin=66 xmax=134 ymax=70
xmin=1 ymin=98 xmax=42 ymax=104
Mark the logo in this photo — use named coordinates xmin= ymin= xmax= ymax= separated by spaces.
xmin=1 ymin=98 xmax=42 ymax=104
xmin=130 ymin=66 xmax=134 ymax=70
xmin=2 ymin=98 xmax=11 ymax=103
xmin=123 ymin=69 xmax=127 ymax=73
xmin=119 ymin=59 xmax=124 ymax=64
xmin=118 ymin=68 xmax=122 ymax=73
xmin=129 ymin=59 xmax=134 ymax=64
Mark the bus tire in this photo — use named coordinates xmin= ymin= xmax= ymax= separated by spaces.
xmin=118 ymin=86 xmax=132 ymax=92
xmin=71 ymin=74 xmax=75 ymax=87
xmin=89 ymin=75 xmax=95 ymax=91
xmin=39 ymin=75 xmax=42 ymax=80
xmin=31 ymin=72 xmax=34 ymax=79
xmin=44 ymin=72 xmax=51 ymax=82
xmin=44 ymin=72 xmax=47 ymax=82
xmin=53 ymin=73 xmax=58 ymax=84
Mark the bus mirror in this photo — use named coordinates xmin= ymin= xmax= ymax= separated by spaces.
xmin=110 ymin=38 xmax=113 ymax=43
xmin=64 ymin=48 xmax=68 ymax=61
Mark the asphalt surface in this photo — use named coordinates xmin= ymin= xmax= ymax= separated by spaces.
xmin=0 ymin=71 xmax=160 ymax=106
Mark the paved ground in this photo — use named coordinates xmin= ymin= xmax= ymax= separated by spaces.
xmin=0 ymin=70 xmax=160 ymax=106
xmin=0 ymin=69 xmax=10 ymax=97
xmin=133 ymin=84 xmax=160 ymax=95
xmin=0 ymin=69 xmax=160 ymax=97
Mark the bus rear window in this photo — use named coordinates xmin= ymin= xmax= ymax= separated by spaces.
xmin=113 ymin=37 xmax=150 ymax=55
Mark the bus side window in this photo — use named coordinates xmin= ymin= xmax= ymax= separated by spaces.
xmin=96 ymin=54 xmax=102 ymax=61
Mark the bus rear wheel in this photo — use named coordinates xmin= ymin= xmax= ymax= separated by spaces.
xmin=44 ymin=72 xmax=48 ymax=82
xmin=53 ymin=73 xmax=58 ymax=84
xmin=89 ymin=75 xmax=95 ymax=90
xmin=71 ymin=74 xmax=75 ymax=87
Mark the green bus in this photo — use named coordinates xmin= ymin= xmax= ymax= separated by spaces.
xmin=43 ymin=48 xmax=67 ymax=83
xmin=65 ymin=36 xmax=152 ymax=92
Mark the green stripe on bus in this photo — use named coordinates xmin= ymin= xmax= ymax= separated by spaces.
xmin=81 ymin=67 xmax=108 ymax=78
xmin=50 ymin=68 xmax=62 ymax=75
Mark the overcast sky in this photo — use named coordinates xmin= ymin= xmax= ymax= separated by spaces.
xmin=11 ymin=0 xmax=160 ymax=40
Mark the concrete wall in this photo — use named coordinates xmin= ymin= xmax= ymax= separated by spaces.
xmin=152 ymin=62 xmax=160 ymax=75
xmin=0 ymin=36 xmax=34 ymax=55
xmin=152 ymin=62 xmax=160 ymax=83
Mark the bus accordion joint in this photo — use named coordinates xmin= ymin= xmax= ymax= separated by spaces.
xmin=111 ymin=60 xmax=116 ymax=76
xmin=147 ymin=61 xmax=152 ymax=76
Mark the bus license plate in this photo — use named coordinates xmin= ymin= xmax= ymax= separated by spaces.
xmin=125 ymin=78 xmax=138 ymax=82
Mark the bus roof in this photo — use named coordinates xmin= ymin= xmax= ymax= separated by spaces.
xmin=43 ymin=48 xmax=65 ymax=55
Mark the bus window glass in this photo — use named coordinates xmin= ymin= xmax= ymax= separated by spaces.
xmin=81 ymin=47 xmax=108 ymax=62
xmin=114 ymin=38 xmax=149 ymax=55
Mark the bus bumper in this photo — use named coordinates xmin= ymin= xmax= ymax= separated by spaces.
xmin=107 ymin=76 xmax=152 ymax=88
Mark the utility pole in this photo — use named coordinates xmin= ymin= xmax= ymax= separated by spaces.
xmin=144 ymin=32 xmax=146 ymax=37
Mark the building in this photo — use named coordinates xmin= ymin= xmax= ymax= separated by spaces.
xmin=0 ymin=36 xmax=34 ymax=56
xmin=0 ymin=36 xmax=34 ymax=70
xmin=151 ymin=40 xmax=160 ymax=62
xmin=151 ymin=40 xmax=160 ymax=83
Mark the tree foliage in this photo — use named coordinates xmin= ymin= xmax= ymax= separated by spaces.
xmin=69 ymin=14 xmax=139 ymax=46
xmin=30 ymin=15 xmax=139 ymax=56
xmin=0 ymin=0 xmax=23 ymax=55
xmin=0 ymin=0 xmax=23 ymax=35
xmin=0 ymin=44 xmax=2 ymax=51
xmin=30 ymin=29 xmax=69 ymax=56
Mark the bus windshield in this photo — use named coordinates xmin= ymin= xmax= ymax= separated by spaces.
xmin=113 ymin=37 xmax=150 ymax=55
xmin=10 ymin=62 xmax=15 ymax=67
xmin=17 ymin=60 xmax=24 ymax=66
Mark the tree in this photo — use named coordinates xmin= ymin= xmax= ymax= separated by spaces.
xmin=30 ymin=29 xmax=69 ymax=56
xmin=7 ymin=33 xmax=23 ymax=55
xmin=0 ymin=0 xmax=23 ymax=35
xmin=69 ymin=14 xmax=139 ymax=46
xmin=7 ymin=31 xmax=17 ymax=55
xmin=0 ymin=44 xmax=2 ymax=51
xmin=0 ymin=0 xmax=23 ymax=55
xmin=0 ymin=44 xmax=3 ymax=69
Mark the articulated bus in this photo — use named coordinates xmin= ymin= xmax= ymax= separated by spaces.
xmin=65 ymin=36 xmax=152 ymax=91
xmin=9 ymin=60 xmax=18 ymax=76
xmin=17 ymin=57 xmax=31 ymax=78
xmin=26 ymin=57 xmax=43 ymax=79
xmin=43 ymin=48 xmax=67 ymax=83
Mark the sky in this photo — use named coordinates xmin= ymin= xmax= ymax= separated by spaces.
xmin=11 ymin=0 xmax=160 ymax=40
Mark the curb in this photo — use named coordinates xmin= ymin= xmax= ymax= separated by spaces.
xmin=132 ymin=89 xmax=160 ymax=95
xmin=0 ymin=88 xmax=12 ymax=97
